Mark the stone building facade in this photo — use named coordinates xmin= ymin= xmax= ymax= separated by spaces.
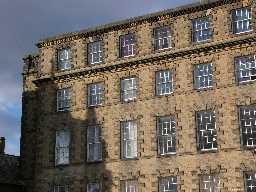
xmin=21 ymin=0 xmax=256 ymax=191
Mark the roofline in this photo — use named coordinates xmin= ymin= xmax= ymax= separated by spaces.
xmin=36 ymin=0 xmax=239 ymax=48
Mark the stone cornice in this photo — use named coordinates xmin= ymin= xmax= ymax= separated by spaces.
xmin=36 ymin=0 xmax=239 ymax=48
xmin=33 ymin=34 xmax=256 ymax=85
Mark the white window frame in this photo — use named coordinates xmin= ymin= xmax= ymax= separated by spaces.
xmin=196 ymin=111 xmax=218 ymax=152
xmin=245 ymin=172 xmax=256 ymax=192
xmin=121 ymin=77 xmax=137 ymax=102
xmin=194 ymin=63 xmax=213 ymax=90
xmin=120 ymin=34 xmax=136 ymax=58
xmin=55 ymin=129 xmax=70 ymax=166
xmin=121 ymin=180 xmax=138 ymax=192
xmin=121 ymin=120 xmax=138 ymax=159
xmin=157 ymin=116 xmax=176 ymax=156
xmin=235 ymin=55 xmax=256 ymax=83
xmin=88 ymin=83 xmax=104 ymax=107
xmin=87 ymin=126 xmax=102 ymax=162
xmin=53 ymin=184 xmax=69 ymax=192
xmin=88 ymin=41 xmax=103 ymax=65
xmin=200 ymin=175 xmax=220 ymax=192
xmin=239 ymin=106 xmax=256 ymax=148
xmin=58 ymin=48 xmax=72 ymax=70
xmin=192 ymin=17 xmax=212 ymax=43
xmin=159 ymin=176 xmax=177 ymax=192
xmin=232 ymin=7 xmax=253 ymax=34
xmin=154 ymin=27 xmax=172 ymax=51
xmin=156 ymin=70 xmax=174 ymax=96
xmin=57 ymin=88 xmax=71 ymax=112
xmin=87 ymin=182 xmax=101 ymax=192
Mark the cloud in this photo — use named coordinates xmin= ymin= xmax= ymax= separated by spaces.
xmin=0 ymin=0 xmax=196 ymax=155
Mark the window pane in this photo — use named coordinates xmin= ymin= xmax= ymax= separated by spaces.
xmin=87 ymin=183 xmax=101 ymax=192
xmin=58 ymin=48 xmax=72 ymax=70
xmin=53 ymin=185 xmax=69 ymax=192
xmin=121 ymin=77 xmax=137 ymax=102
xmin=200 ymin=175 xmax=220 ymax=192
xmin=192 ymin=17 xmax=212 ymax=43
xmin=55 ymin=130 xmax=70 ymax=165
xmin=88 ymin=41 xmax=103 ymax=64
xmin=154 ymin=27 xmax=172 ymax=50
xmin=57 ymin=88 xmax=71 ymax=111
xmin=157 ymin=116 xmax=176 ymax=155
xmin=121 ymin=180 xmax=138 ymax=192
xmin=121 ymin=121 xmax=137 ymax=159
xmin=197 ymin=111 xmax=217 ymax=151
xmin=88 ymin=83 xmax=104 ymax=106
xmin=87 ymin=126 xmax=102 ymax=161
xmin=232 ymin=8 xmax=252 ymax=34
xmin=159 ymin=176 xmax=177 ymax=192
xmin=194 ymin=63 xmax=213 ymax=89
xmin=245 ymin=172 xmax=256 ymax=192
xmin=120 ymin=34 xmax=136 ymax=57
xmin=235 ymin=55 xmax=256 ymax=83
xmin=240 ymin=106 xmax=256 ymax=148
xmin=156 ymin=70 xmax=173 ymax=95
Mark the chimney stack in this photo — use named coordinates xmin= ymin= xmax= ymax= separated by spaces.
xmin=0 ymin=137 xmax=5 ymax=154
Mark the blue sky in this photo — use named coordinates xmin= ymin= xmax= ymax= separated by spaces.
xmin=0 ymin=0 xmax=196 ymax=155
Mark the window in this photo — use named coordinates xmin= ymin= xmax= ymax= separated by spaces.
xmin=156 ymin=70 xmax=174 ymax=96
xmin=232 ymin=7 xmax=252 ymax=34
xmin=87 ymin=126 xmax=102 ymax=162
xmin=121 ymin=180 xmax=138 ymax=192
xmin=55 ymin=130 xmax=70 ymax=165
xmin=120 ymin=34 xmax=136 ymax=58
xmin=88 ymin=41 xmax=103 ymax=64
xmin=235 ymin=55 xmax=256 ymax=83
xmin=88 ymin=83 xmax=104 ymax=107
xmin=200 ymin=175 xmax=220 ymax=192
xmin=192 ymin=17 xmax=212 ymax=43
xmin=159 ymin=176 xmax=177 ymax=192
xmin=194 ymin=63 xmax=213 ymax=90
xmin=53 ymin=184 xmax=69 ymax=192
xmin=239 ymin=106 xmax=256 ymax=148
xmin=58 ymin=48 xmax=72 ymax=70
xmin=157 ymin=116 xmax=176 ymax=155
xmin=121 ymin=120 xmax=137 ymax=159
xmin=245 ymin=172 xmax=256 ymax=192
xmin=196 ymin=111 xmax=217 ymax=151
xmin=87 ymin=182 xmax=101 ymax=192
xmin=57 ymin=88 xmax=71 ymax=112
xmin=121 ymin=77 xmax=138 ymax=102
xmin=154 ymin=27 xmax=172 ymax=50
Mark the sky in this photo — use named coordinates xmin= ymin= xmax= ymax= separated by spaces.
xmin=0 ymin=0 xmax=196 ymax=155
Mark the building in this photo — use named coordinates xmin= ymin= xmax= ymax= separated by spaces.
xmin=0 ymin=137 xmax=23 ymax=192
xmin=21 ymin=0 xmax=256 ymax=191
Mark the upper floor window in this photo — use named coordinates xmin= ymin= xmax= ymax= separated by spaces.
xmin=120 ymin=34 xmax=136 ymax=58
xmin=156 ymin=70 xmax=174 ymax=96
xmin=58 ymin=48 xmax=72 ymax=70
xmin=88 ymin=83 xmax=104 ymax=107
xmin=194 ymin=63 xmax=213 ymax=90
xmin=196 ymin=110 xmax=217 ymax=151
xmin=244 ymin=172 xmax=256 ymax=192
xmin=87 ymin=182 xmax=101 ymax=192
xmin=154 ymin=27 xmax=172 ymax=50
xmin=157 ymin=116 xmax=176 ymax=155
xmin=159 ymin=176 xmax=177 ymax=192
xmin=199 ymin=175 xmax=220 ymax=192
xmin=232 ymin=7 xmax=252 ymax=34
xmin=121 ymin=77 xmax=138 ymax=102
xmin=239 ymin=106 xmax=256 ymax=148
xmin=192 ymin=17 xmax=212 ymax=43
xmin=121 ymin=180 xmax=138 ymax=192
xmin=235 ymin=55 xmax=256 ymax=83
xmin=88 ymin=41 xmax=103 ymax=65
xmin=55 ymin=129 xmax=70 ymax=166
xmin=87 ymin=126 xmax=102 ymax=162
xmin=57 ymin=88 xmax=71 ymax=112
xmin=121 ymin=120 xmax=137 ymax=159
xmin=53 ymin=184 xmax=69 ymax=192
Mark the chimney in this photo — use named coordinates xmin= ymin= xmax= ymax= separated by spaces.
xmin=0 ymin=137 xmax=5 ymax=154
